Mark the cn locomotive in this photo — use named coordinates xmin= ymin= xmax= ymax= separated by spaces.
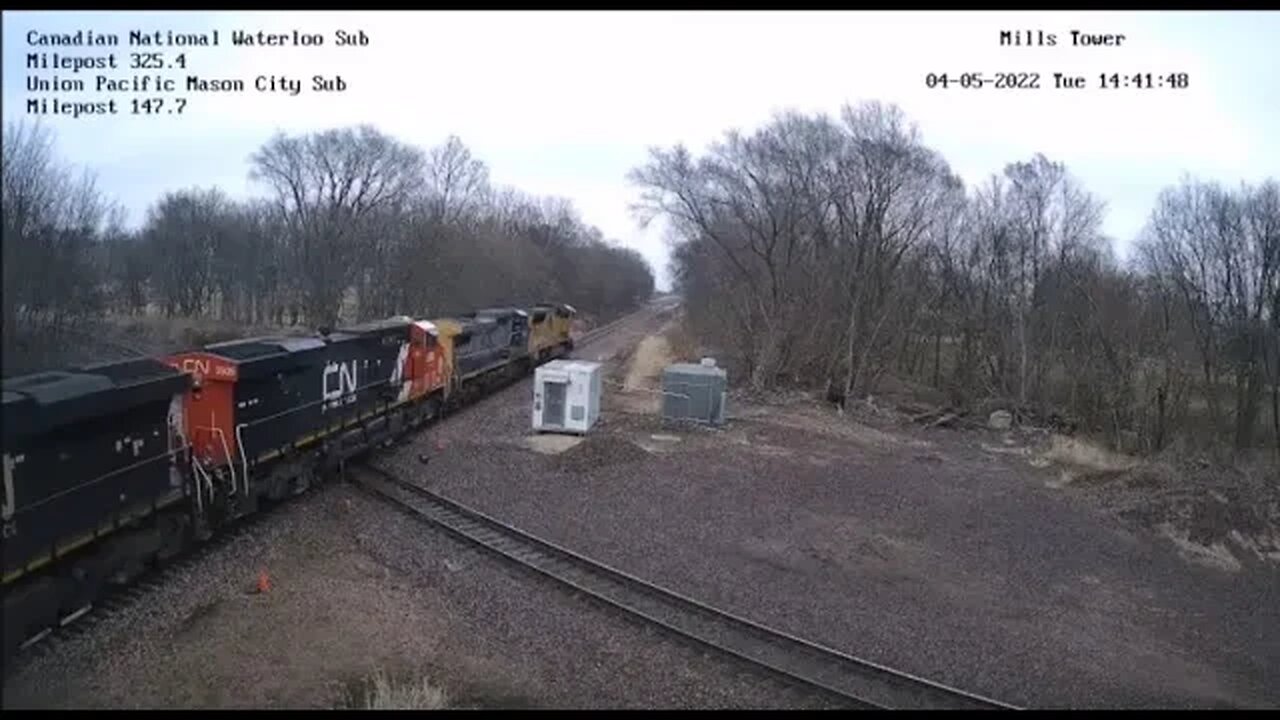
xmin=1 ymin=302 xmax=577 ymax=658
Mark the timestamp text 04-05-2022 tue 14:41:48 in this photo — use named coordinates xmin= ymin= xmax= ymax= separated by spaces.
xmin=924 ymin=71 xmax=1190 ymax=90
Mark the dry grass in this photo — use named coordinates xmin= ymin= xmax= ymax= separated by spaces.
xmin=1041 ymin=434 xmax=1142 ymax=476
xmin=623 ymin=334 xmax=673 ymax=391
xmin=609 ymin=320 xmax=681 ymax=415
xmin=1157 ymin=523 xmax=1244 ymax=573
xmin=344 ymin=669 xmax=450 ymax=710
xmin=1015 ymin=433 xmax=1280 ymax=571
xmin=664 ymin=316 xmax=702 ymax=363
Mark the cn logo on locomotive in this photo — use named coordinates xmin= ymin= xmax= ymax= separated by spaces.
xmin=322 ymin=359 xmax=359 ymax=412
xmin=177 ymin=356 xmax=236 ymax=383
xmin=180 ymin=357 xmax=209 ymax=384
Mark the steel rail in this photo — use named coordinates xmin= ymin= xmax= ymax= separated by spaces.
xmin=354 ymin=463 xmax=1019 ymax=711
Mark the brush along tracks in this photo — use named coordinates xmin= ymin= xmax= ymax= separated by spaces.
xmin=351 ymin=463 xmax=1019 ymax=711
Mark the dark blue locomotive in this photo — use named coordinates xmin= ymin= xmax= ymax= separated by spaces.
xmin=3 ymin=359 xmax=191 ymax=652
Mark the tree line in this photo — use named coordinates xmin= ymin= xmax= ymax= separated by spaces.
xmin=2 ymin=121 xmax=655 ymax=374
xmin=631 ymin=102 xmax=1279 ymax=456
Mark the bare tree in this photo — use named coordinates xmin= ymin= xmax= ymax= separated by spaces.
xmin=143 ymin=188 xmax=230 ymax=317
xmin=2 ymin=120 xmax=112 ymax=363
xmin=5 ymin=121 xmax=656 ymax=376
xmin=998 ymin=154 xmax=1106 ymax=412
xmin=644 ymin=101 xmax=1275 ymax=460
xmin=1240 ymin=181 xmax=1280 ymax=450
xmin=249 ymin=125 xmax=426 ymax=327
xmin=827 ymin=102 xmax=963 ymax=402
xmin=1140 ymin=178 xmax=1276 ymax=449
xmin=630 ymin=112 xmax=834 ymax=389
xmin=424 ymin=135 xmax=490 ymax=226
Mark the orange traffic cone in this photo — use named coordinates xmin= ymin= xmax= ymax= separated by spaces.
xmin=256 ymin=569 xmax=271 ymax=594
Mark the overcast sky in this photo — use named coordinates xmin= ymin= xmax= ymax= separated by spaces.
xmin=4 ymin=10 xmax=1277 ymax=290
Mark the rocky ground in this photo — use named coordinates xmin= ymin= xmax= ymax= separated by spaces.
xmin=6 ymin=303 xmax=823 ymax=710
xmin=380 ymin=315 xmax=1280 ymax=709
xmin=5 ymin=304 xmax=1277 ymax=709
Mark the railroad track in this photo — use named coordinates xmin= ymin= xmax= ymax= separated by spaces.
xmin=2 ymin=302 xmax=662 ymax=670
xmin=352 ymin=463 xmax=1020 ymax=711
xmin=577 ymin=299 xmax=675 ymax=347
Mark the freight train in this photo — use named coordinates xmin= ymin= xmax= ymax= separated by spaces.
xmin=1 ymin=302 xmax=577 ymax=658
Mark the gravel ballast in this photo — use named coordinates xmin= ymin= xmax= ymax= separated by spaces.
xmin=6 ymin=306 xmax=834 ymax=710
xmin=377 ymin=325 xmax=1280 ymax=710
xmin=6 ymin=305 xmax=1276 ymax=709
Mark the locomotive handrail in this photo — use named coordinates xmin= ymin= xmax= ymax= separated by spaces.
xmin=207 ymin=425 xmax=237 ymax=498
xmin=234 ymin=423 xmax=250 ymax=497
xmin=189 ymin=454 xmax=213 ymax=515
xmin=189 ymin=420 xmax=227 ymax=509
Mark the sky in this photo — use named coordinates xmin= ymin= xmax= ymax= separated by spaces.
xmin=3 ymin=10 xmax=1277 ymax=291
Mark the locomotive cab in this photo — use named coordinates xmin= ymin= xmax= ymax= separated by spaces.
xmin=528 ymin=302 xmax=577 ymax=362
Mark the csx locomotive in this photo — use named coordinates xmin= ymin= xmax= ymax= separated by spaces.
xmin=1 ymin=302 xmax=577 ymax=657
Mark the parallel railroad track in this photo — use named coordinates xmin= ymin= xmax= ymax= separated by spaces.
xmin=352 ymin=463 xmax=1020 ymax=711
xmin=2 ymin=303 xmax=660 ymax=671
xmin=577 ymin=299 xmax=675 ymax=346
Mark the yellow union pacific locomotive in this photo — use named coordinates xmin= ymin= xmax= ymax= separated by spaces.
xmin=528 ymin=302 xmax=576 ymax=362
